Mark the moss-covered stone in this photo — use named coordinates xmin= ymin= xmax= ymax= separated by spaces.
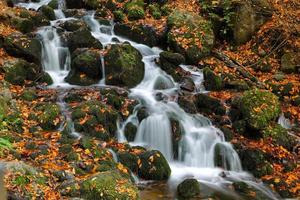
xmin=71 ymin=100 xmax=118 ymax=140
xmin=21 ymin=89 xmax=37 ymax=101
xmin=148 ymin=4 xmax=161 ymax=19
xmin=105 ymin=43 xmax=144 ymax=88
xmin=158 ymin=51 xmax=185 ymax=81
xmin=167 ymin=10 xmax=214 ymax=64
xmin=124 ymin=122 xmax=137 ymax=142
xmin=113 ymin=10 xmax=126 ymax=22
xmin=280 ymin=52 xmax=300 ymax=73
xmin=125 ymin=0 xmax=145 ymax=20
xmin=195 ymin=93 xmax=226 ymax=116
xmin=118 ymin=152 xmax=139 ymax=173
xmin=39 ymin=5 xmax=56 ymax=20
xmin=240 ymin=89 xmax=280 ymax=130
xmin=262 ymin=124 xmax=296 ymax=151
xmin=3 ymin=33 xmax=42 ymax=64
xmin=79 ymin=171 xmax=139 ymax=199
xmin=65 ymin=48 xmax=102 ymax=86
xmin=59 ymin=19 xmax=88 ymax=32
xmin=138 ymin=150 xmax=171 ymax=180
xmin=203 ymin=67 xmax=223 ymax=91
xmin=177 ymin=178 xmax=200 ymax=199
xmin=48 ymin=0 xmax=58 ymax=9
xmin=36 ymin=103 xmax=61 ymax=131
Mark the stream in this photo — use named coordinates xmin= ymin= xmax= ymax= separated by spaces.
xmin=15 ymin=0 xmax=282 ymax=199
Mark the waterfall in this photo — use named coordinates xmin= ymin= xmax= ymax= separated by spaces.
xmin=14 ymin=1 xmax=281 ymax=198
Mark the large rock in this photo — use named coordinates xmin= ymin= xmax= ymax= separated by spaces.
xmin=105 ymin=43 xmax=144 ymax=88
xmin=2 ymin=59 xmax=42 ymax=85
xmin=200 ymin=0 xmax=272 ymax=44
xmin=125 ymin=0 xmax=145 ymax=21
xmin=177 ymin=178 xmax=200 ymax=199
xmin=114 ymin=23 xmax=161 ymax=47
xmin=138 ymin=150 xmax=171 ymax=180
xmin=195 ymin=93 xmax=226 ymax=116
xmin=2 ymin=33 xmax=42 ymax=64
xmin=159 ymin=51 xmax=185 ymax=81
xmin=79 ymin=171 xmax=139 ymax=199
xmin=58 ymin=19 xmax=88 ymax=32
xmin=35 ymin=103 xmax=61 ymax=131
xmin=167 ymin=10 xmax=215 ymax=64
xmin=65 ymin=48 xmax=102 ymax=86
xmin=203 ymin=67 xmax=223 ymax=91
xmin=66 ymin=28 xmax=102 ymax=52
xmin=239 ymin=89 xmax=280 ymax=130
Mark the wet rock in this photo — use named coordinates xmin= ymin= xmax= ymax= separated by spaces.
xmin=65 ymin=48 xmax=102 ymax=86
xmin=65 ymin=0 xmax=85 ymax=9
xmin=71 ymin=100 xmax=118 ymax=140
xmin=180 ymin=77 xmax=195 ymax=92
xmin=124 ymin=122 xmax=137 ymax=142
xmin=105 ymin=43 xmax=144 ymax=88
xmin=66 ymin=28 xmax=102 ymax=52
xmin=78 ymin=171 xmax=139 ymax=199
xmin=2 ymin=59 xmax=42 ymax=85
xmin=239 ymin=89 xmax=280 ymax=131
xmin=39 ymin=5 xmax=56 ymax=20
xmin=117 ymin=152 xmax=139 ymax=173
xmin=171 ymin=119 xmax=182 ymax=159
xmin=177 ymin=178 xmax=200 ymax=199
xmin=47 ymin=0 xmax=58 ymax=9
xmin=153 ymin=75 xmax=175 ymax=90
xmin=59 ymin=19 xmax=88 ymax=32
xmin=177 ymin=95 xmax=197 ymax=114
xmin=138 ymin=150 xmax=171 ymax=180
xmin=195 ymin=93 xmax=226 ymax=116
xmin=159 ymin=51 xmax=185 ymax=81
xmin=63 ymin=9 xmax=87 ymax=18
xmin=280 ymin=52 xmax=300 ymax=73
xmin=233 ymin=181 xmax=274 ymax=200
xmin=114 ymin=23 xmax=160 ymax=47
xmin=234 ymin=144 xmax=273 ymax=178
xmin=137 ymin=107 xmax=149 ymax=122
xmin=2 ymin=32 xmax=41 ymax=64
xmin=203 ymin=67 xmax=223 ymax=91
xmin=167 ymin=10 xmax=215 ymax=64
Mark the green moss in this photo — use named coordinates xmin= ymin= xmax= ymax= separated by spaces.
xmin=79 ymin=171 xmax=139 ymax=200
xmin=240 ymin=89 xmax=280 ymax=130
xmin=48 ymin=0 xmax=58 ymax=9
xmin=262 ymin=124 xmax=296 ymax=151
xmin=40 ymin=5 xmax=56 ymax=20
xmin=128 ymin=6 xmax=145 ymax=20
xmin=203 ymin=67 xmax=223 ymax=91
xmin=37 ymin=103 xmax=61 ymax=130
xmin=21 ymin=89 xmax=37 ymax=101
xmin=148 ymin=4 xmax=161 ymax=19
xmin=113 ymin=10 xmax=126 ymax=22
xmin=177 ymin=179 xmax=200 ymax=198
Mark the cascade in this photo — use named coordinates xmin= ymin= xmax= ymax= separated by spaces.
xmin=14 ymin=1 xmax=282 ymax=199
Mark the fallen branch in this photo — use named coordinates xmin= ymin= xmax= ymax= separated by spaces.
xmin=212 ymin=50 xmax=266 ymax=89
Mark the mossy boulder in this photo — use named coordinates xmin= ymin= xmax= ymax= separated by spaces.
xmin=78 ymin=171 xmax=139 ymax=200
xmin=117 ymin=152 xmax=139 ymax=173
xmin=125 ymin=0 xmax=145 ymax=20
xmin=239 ymin=89 xmax=280 ymax=130
xmin=48 ymin=0 xmax=58 ymax=9
xmin=66 ymin=28 xmax=103 ymax=52
xmin=280 ymin=52 xmax=300 ymax=73
xmin=124 ymin=122 xmax=137 ymax=142
xmin=167 ymin=10 xmax=215 ymax=64
xmin=203 ymin=67 xmax=223 ymax=91
xmin=177 ymin=178 xmax=200 ymax=199
xmin=233 ymin=181 xmax=274 ymax=200
xmin=39 ymin=5 xmax=56 ymax=20
xmin=159 ymin=51 xmax=185 ymax=81
xmin=2 ymin=59 xmax=42 ymax=85
xmin=138 ymin=150 xmax=171 ymax=180
xmin=65 ymin=48 xmax=102 ymax=86
xmin=114 ymin=23 xmax=160 ymax=47
xmin=235 ymin=145 xmax=273 ymax=178
xmin=195 ymin=93 xmax=226 ymax=116
xmin=21 ymin=89 xmax=37 ymax=101
xmin=10 ymin=17 xmax=35 ymax=33
xmin=36 ymin=103 xmax=61 ymax=131
xmin=3 ymin=33 xmax=42 ymax=64
xmin=262 ymin=124 xmax=296 ymax=151
xmin=105 ymin=43 xmax=144 ymax=88
xmin=71 ymin=100 xmax=118 ymax=140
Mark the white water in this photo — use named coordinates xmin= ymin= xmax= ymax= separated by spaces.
xmin=16 ymin=1 xmax=282 ymax=199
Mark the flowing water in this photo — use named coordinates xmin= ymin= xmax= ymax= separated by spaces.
xmin=15 ymin=1 xmax=282 ymax=199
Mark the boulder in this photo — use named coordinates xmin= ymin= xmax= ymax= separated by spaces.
xmin=2 ymin=33 xmax=41 ymax=64
xmin=280 ymin=52 xmax=300 ymax=73
xmin=124 ymin=122 xmax=137 ymax=142
xmin=125 ymin=0 xmax=145 ymax=21
xmin=58 ymin=19 xmax=88 ymax=32
xmin=117 ymin=152 xmax=139 ymax=173
xmin=2 ymin=59 xmax=42 ymax=85
xmin=105 ymin=43 xmax=144 ymax=88
xmin=114 ymin=23 xmax=160 ymax=47
xmin=239 ymin=89 xmax=280 ymax=130
xmin=177 ymin=178 xmax=200 ymax=199
xmin=66 ymin=28 xmax=102 ymax=52
xmin=35 ymin=103 xmax=61 ymax=131
xmin=65 ymin=48 xmax=102 ymax=86
xmin=159 ymin=51 xmax=185 ymax=81
xmin=79 ymin=171 xmax=139 ymax=199
xmin=167 ymin=10 xmax=215 ymax=64
xmin=138 ymin=150 xmax=171 ymax=180
xmin=71 ymin=100 xmax=118 ymax=140
xmin=195 ymin=93 xmax=226 ymax=115
xmin=39 ymin=5 xmax=56 ymax=20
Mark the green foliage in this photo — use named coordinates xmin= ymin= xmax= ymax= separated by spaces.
xmin=113 ymin=10 xmax=126 ymax=22
xmin=128 ymin=6 xmax=145 ymax=20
